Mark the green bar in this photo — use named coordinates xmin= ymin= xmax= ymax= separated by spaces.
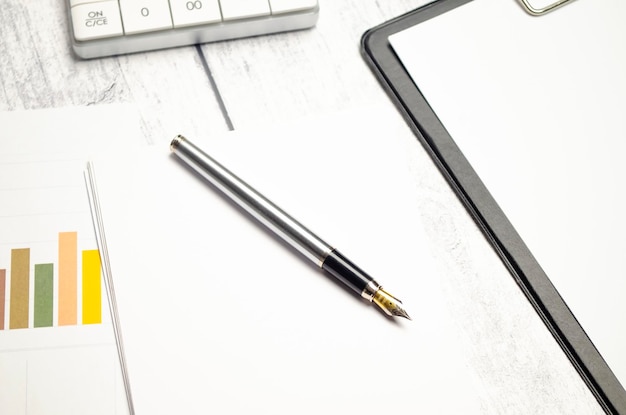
xmin=34 ymin=264 xmax=54 ymax=328
xmin=10 ymin=248 xmax=29 ymax=329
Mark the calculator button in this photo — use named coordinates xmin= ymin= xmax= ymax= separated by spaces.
xmin=220 ymin=0 xmax=271 ymax=21
xmin=170 ymin=0 xmax=222 ymax=28
xmin=119 ymin=0 xmax=173 ymax=35
xmin=71 ymin=1 xmax=124 ymax=41
xmin=269 ymin=0 xmax=317 ymax=15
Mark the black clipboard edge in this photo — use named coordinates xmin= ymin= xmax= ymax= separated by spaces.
xmin=360 ymin=1 xmax=626 ymax=413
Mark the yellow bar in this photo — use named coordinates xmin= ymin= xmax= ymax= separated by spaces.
xmin=10 ymin=248 xmax=30 ymax=329
xmin=58 ymin=232 xmax=78 ymax=325
xmin=82 ymin=250 xmax=101 ymax=324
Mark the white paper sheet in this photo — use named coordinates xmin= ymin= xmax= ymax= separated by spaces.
xmin=390 ymin=0 xmax=626 ymax=385
xmin=0 ymin=105 xmax=140 ymax=415
xmin=89 ymin=105 xmax=481 ymax=414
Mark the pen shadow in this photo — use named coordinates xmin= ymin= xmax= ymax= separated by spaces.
xmin=169 ymin=152 xmax=402 ymax=324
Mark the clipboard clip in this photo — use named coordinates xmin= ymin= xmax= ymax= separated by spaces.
xmin=518 ymin=0 xmax=576 ymax=16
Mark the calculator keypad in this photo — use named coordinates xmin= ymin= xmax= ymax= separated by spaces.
xmin=70 ymin=0 xmax=318 ymax=42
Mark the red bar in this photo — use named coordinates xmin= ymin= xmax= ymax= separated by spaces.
xmin=0 ymin=269 xmax=5 ymax=330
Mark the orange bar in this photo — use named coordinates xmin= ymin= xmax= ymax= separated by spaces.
xmin=0 ymin=269 xmax=5 ymax=330
xmin=58 ymin=232 xmax=77 ymax=325
xmin=9 ymin=248 xmax=29 ymax=329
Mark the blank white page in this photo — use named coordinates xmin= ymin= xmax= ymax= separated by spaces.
xmin=390 ymin=0 xmax=626 ymax=385
xmin=89 ymin=105 xmax=481 ymax=414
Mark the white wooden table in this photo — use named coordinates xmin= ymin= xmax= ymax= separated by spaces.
xmin=0 ymin=0 xmax=604 ymax=412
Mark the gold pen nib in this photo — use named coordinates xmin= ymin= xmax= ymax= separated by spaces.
xmin=372 ymin=288 xmax=411 ymax=320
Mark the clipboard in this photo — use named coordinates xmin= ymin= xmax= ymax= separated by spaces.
xmin=361 ymin=0 xmax=626 ymax=413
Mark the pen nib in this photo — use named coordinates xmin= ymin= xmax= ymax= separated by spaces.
xmin=372 ymin=288 xmax=411 ymax=320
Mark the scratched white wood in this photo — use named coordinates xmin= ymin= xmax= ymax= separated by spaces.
xmin=0 ymin=0 xmax=604 ymax=412
xmin=0 ymin=0 xmax=226 ymax=145
xmin=201 ymin=0 xmax=430 ymax=130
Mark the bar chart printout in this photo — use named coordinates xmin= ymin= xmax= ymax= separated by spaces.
xmin=0 ymin=106 xmax=139 ymax=415
xmin=0 ymin=232 xmax=102 ymax=331
xmin=0 ymin=166 xmax=122 ymax=414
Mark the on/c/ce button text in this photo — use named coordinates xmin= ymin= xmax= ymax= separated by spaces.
xmin=71 ymin=0 xmax=124 ymax=41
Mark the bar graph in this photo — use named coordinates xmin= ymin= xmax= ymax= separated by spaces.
xmin=0 ymin=232 xmax=102 ymax=331
xmin=0 ymin=106 xmax=138 ymax=415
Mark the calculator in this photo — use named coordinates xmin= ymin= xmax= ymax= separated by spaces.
xmin=67 ymin=0 xmax=319 ymax=59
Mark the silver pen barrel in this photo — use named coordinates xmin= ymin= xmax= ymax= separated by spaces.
xmin=170 ymin=135 xmax=333 ymax=267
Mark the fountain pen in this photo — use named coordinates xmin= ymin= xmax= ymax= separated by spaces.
xmin=170 ymin=135 xmax=410 ymax=320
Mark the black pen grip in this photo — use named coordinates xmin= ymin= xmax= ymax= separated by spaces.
xmin=321 ymin=250 xmax=373 ymax=295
